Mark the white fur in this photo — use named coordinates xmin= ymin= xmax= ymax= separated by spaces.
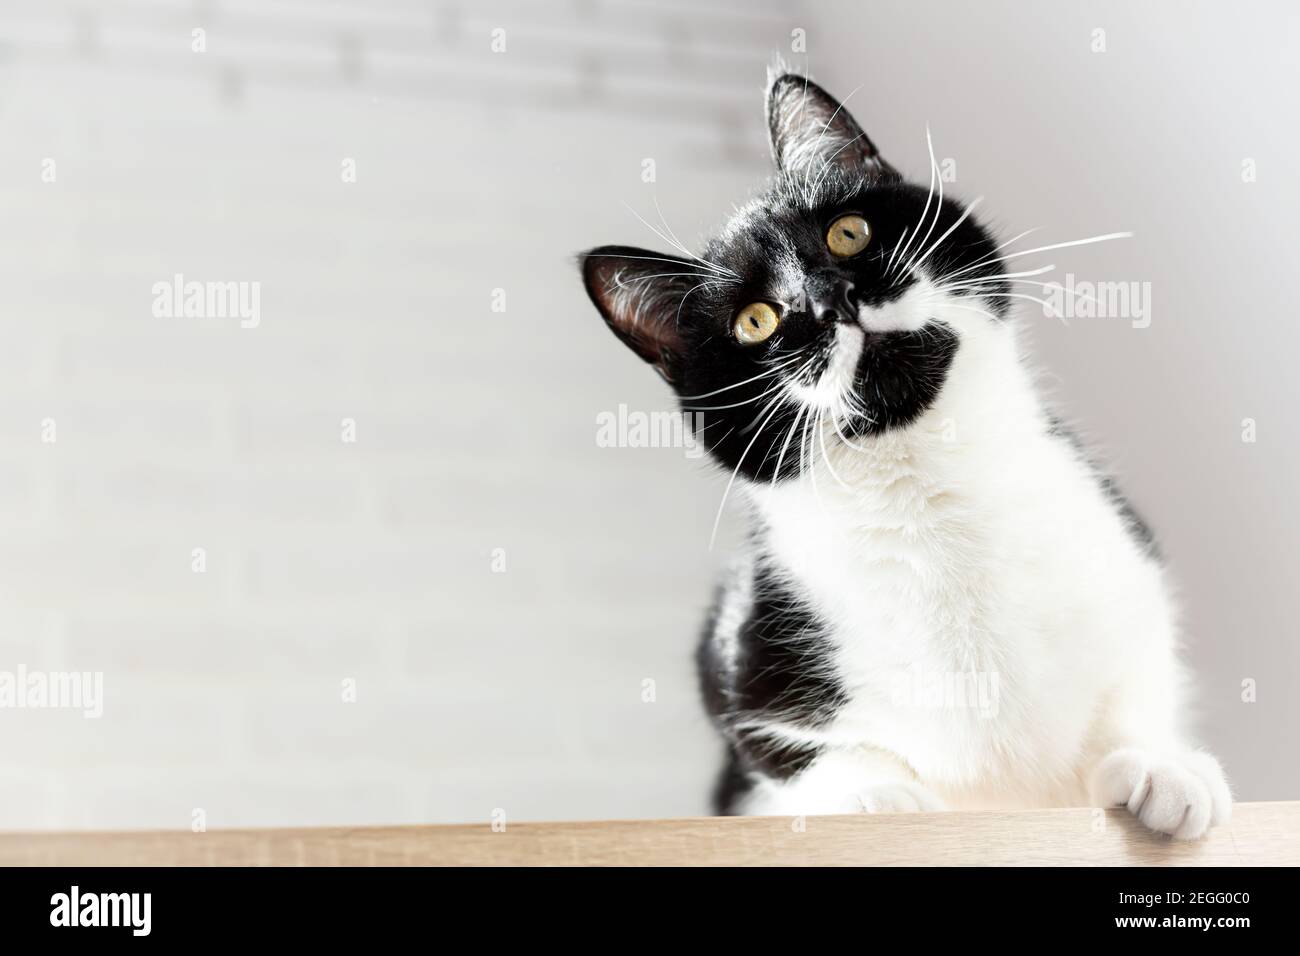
xmin=728 ymin=281 xmax=1230 ymax=837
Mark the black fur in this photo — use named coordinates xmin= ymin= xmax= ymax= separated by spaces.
xmin=708 ymin=745 xmax=751 ymax=817
xmin=697 ymin=556 xmax=846 ymax=813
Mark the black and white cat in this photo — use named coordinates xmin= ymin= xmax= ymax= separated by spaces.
xmin=580 ymin=72 xmax=1230 ymax=839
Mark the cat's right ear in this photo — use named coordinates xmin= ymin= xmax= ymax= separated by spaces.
xmin=580 ymin=246 xmax=702 ymax=384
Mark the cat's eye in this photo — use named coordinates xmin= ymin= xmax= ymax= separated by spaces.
xmin=733 ymin=302 xmax=780 ymax=345
xmin=826 ymin=214 xmax=871 ymax=257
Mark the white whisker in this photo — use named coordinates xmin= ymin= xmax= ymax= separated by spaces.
xmin=940 ymin=276 xmax=1107 ymax=315
xmin=939 ymin=231 xmax=1134 ymax=285
xmin=894 ymin=126 xmax=945 ymax=281
xmin=817 ymin=407 xmax=854 ymax=491
xmin=709 ymin=390 xmax=791 ymax=550
xmin=681 ymin=376 xmax=793 ymax=412
xmin=771 ymin=402 xmax=808 ymax=488
xmin=936 ymin=263 xmax=1057 ymax=286
xmin=887 ymin=126 xmax=939 ymax=279
xmin=621 ymin=201 xmax=739 ymax=279
xmin=902 ymin=196 xmax=985 ymax=282
xmin=677 ymin=356 xmax=802 ymax=401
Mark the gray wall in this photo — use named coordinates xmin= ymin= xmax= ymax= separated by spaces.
xmin=0 ymin=0 xmax=1293 ymax=831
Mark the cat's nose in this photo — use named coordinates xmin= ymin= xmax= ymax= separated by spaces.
xmin=806 ymin=273 xmax=856 ymax=325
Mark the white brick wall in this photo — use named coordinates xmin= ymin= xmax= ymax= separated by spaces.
xmin=0 ymin=0 xmax=787 ymax=829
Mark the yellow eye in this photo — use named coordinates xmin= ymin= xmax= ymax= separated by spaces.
xmin=733 ymin=302 xmax=780 ymax=345
xmin=826 ymin=214 xmax=871 ymax=257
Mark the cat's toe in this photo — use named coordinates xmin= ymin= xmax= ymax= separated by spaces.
xmin=1182 ymin=749 xmax=1232 ymax=827
xmin=855 ymin=782 xmax=945 ymax=814
xmin=1091 ymin=748 xmax=1230 ymax=840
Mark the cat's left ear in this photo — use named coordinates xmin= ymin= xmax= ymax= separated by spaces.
xmin=580 ymin=245 xmax=704 ymax=385
xmin=766 ymin=73 xmax=899 ymax=183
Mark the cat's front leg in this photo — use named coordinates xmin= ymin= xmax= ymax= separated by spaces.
xmin=1089 ymin=746 xmax=1231 ymax=840
xmin=743 ymin=746 xmax=945 ymax=816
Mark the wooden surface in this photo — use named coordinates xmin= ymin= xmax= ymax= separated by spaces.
xmin=2 ymin=801 xmax=1297 ymax=866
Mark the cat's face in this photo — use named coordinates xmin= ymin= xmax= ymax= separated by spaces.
xmin=581 ymin=74 xmax=1009 ymax=482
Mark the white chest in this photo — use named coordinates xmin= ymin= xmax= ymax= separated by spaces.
xmin=753 ymin=457 xmax=997 ymax=673
xmin=745 ymin=459 xmax=1074 ymax=796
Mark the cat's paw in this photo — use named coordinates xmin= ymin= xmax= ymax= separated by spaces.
xmin=854 ymin=781 xmax=946 ymax=814
xmin=1090 ymin=747 xmax=1231 ymax=840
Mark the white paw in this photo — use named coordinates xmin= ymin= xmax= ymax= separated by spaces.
xmin=855 ymin=781 xmax=946 ymax=814
xmin=1090 ymin=747 xmax=1231 ymax=840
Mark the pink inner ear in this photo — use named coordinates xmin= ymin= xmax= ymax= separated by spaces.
xmin=583 ymin=252 xmax=689 ymax=377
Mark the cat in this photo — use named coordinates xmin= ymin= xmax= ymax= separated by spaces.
xmin=578 ymin=70 xmax=1230 ymax=839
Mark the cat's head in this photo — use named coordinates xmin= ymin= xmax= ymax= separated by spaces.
xmin=580 ymin=73 xmax=1009 ymax=481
